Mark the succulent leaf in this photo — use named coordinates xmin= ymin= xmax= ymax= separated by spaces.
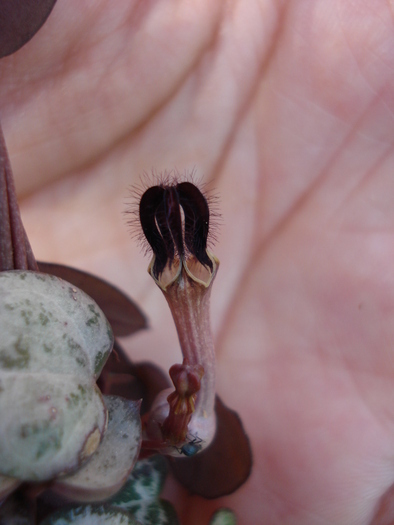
xmin=0 ymin=374 xmax=106 ymax=481
xmin=0 ymin=271 xmax=114 ymax=481
xmin=53 ymin=396 xmax=142 ymax=502
xmin=0 ymin=271 xmax=113 ymax=378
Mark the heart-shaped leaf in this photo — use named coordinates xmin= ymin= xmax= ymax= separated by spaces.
xmin=53 ymin=396 xmax=142 ymax=502
xmin=0 ymin=271 xmax=114 ymax=481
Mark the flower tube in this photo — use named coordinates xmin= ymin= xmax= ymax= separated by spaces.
xmin=138 ymin=179 xmax=219 ymax=456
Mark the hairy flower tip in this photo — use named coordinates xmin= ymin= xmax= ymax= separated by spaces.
xmin=125 ymin=170 xmax=220 ymax=279
xmin=161 ymin=360 xmax=204 ymax=444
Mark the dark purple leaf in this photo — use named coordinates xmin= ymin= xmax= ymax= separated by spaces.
xmin=131 ymin=360 xmax=171 ymax=415
xmin=37 ymin=262 xmax=147 ymax=337
xmin=98 ymin=341 xmax=170 ymax=415
xmin=0 ymin=0 xmax=58 ymax=58
xmin=0 ymin=125 xmax=37 ymax=271
xmin=0 ymin=489 xmax=36 ymax=524
xmin=170 ymin=396 xmax=252 ymax=498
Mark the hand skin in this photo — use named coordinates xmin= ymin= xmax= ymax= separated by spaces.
xmin=1 ymin=1 xmax=394 ymax=523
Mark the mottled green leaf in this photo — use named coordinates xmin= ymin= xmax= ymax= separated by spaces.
xmin=0 ymin=271 xmax=113 ymax=378
xmin=41 ymin=504 xmax=141 ymax=525
xmin=0 ymin=271 xmax=113 ymax=481
xmin=110 ymin=455 xmax=168 ymax=507
xmin=54 ymin=396 xmax=141 ymax=502
xmin=0 ymin=374 xmax=106 ymax=480
xmin=109 ymin=455 xmax=178 ymax=524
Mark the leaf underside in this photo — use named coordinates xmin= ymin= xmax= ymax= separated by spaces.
xmin=98 ymin=341 xmax=170 ymax=416
xmin=0 ymin=0 xmax=58 ymax=58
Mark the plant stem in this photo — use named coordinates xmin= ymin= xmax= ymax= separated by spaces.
xmin=0 ymin=125 xmax=37 ymax=271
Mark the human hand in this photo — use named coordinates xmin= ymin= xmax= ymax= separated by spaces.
xmin=1 ymin=1 xmax=394 ymax=523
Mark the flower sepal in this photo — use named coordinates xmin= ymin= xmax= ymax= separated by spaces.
xmin=148 ymin=250 xmax=219 ymax=292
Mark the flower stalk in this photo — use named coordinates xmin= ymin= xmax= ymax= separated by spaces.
xmin=0 ymin=126 xmax=37 ymax=271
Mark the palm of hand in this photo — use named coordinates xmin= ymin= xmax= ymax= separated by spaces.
xmin=1 ymin=2 xmax=393 ymax=524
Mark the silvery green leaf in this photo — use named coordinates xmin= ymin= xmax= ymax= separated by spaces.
xmin=54 ymin=396 xmax=141 ymax=502
xmin=0 ymin=374 xmax=106 ymax=480
xmin=0 ymin=271 xmax=113 ymax=378
xmin=0 ymin=271 xmax=114 ymax=481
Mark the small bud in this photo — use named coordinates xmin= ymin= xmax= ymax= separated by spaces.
xmin=161 ymin=360 xmax=204 ymax=444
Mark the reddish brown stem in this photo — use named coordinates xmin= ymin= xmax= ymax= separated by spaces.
xmin=0 ymin=125 xmax=37 ymax=271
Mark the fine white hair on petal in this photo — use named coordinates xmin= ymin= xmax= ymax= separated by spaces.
xmin=124 ymin=168 xmax=221 ymax=259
